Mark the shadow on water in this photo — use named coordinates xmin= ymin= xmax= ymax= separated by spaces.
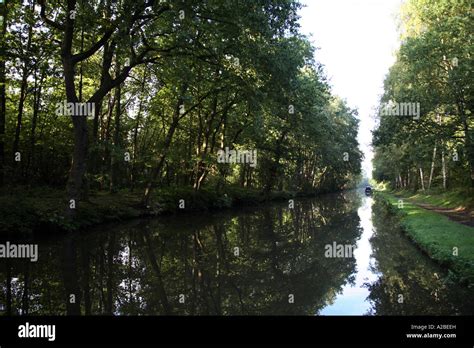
xmin=0 ymin=191 xmax=472 ymax=315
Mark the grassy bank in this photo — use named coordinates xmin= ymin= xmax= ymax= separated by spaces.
xmin=376 ymin=191 xmax=474 ymax=286
xmin=386 ymin=188 xmax=474 ymax=210
xmin=0 ymin=186 xmax=299 ymax=235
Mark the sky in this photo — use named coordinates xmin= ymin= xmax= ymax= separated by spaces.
xmin=298 ymin=0 xmax=403 ymax=179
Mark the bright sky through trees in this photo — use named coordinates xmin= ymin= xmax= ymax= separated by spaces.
xmin=299 ymin=0 xmax=402 ymax=179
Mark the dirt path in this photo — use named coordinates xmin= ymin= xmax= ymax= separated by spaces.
xmin=414 ymin=202 xmax=474 ymax=227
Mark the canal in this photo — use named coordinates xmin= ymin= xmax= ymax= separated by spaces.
xmin=1 ymin=190 xmax=472 ymax=315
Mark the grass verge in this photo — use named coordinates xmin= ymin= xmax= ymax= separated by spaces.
xmin=387 ymin=188 xmax=474 ymax=210
xmin=376 ymin=191 xmax=474 ymax=286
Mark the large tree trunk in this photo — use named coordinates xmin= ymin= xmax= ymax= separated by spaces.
xmin=67 ymin=115 xmax=89 ymax=202
xmin=62 ymin=0 xmax=88 ymax=204
xmin=60 ymin=0 xmax=126 ymax=204
xmin=90 ymin=42 xmax=115 ymax=176
xmin=36 ymin=0 xmax=169 ymax=205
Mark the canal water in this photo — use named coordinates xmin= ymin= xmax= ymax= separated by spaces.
xmin=0 ymin=190 xmax=472 ymax=315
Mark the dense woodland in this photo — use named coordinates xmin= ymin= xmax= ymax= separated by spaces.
xmin=373 ymin=0 xmax=473 ymax=191
xmin=1 ymin=0 xmax=473 ymax=321
xmin=0 ymin=0 xmax=362 ymax=214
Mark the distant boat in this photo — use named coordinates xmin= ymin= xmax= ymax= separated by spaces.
xmin=364 ymin=186 xmax=372 ymax=195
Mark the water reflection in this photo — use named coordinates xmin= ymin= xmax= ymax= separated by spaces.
xmin=366 ymin=198 xmax=474 ymax=315
xmin=320 ymin=196 xmax=378 ymax=315
xmin=0 ymin=191 xmax=472 ymax=315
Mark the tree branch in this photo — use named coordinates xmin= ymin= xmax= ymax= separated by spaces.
xmin=38 ymin=0 xmax=65 ymax=31
xmin=71 ymin=28 xmax=115 ymax=64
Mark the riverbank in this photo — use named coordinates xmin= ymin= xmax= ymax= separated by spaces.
xmin=375 ymin=191 xmax=474 ymax=287
xmin=387 ymin=189 xmax=473 ymax=227
xmin=0 ymin=186 xmax=307 ymax=236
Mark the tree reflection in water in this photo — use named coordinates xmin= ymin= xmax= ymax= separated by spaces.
xmin=365 ymin=197 xmax=474 ymax=315
xmin=0 ymin=192 xmax=471 ymax=315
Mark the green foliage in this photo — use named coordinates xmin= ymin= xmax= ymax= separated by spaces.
xmin=1 ymin=0 xmax=361 ymax=221
xmin=373 ymin=0 xmax=473 ymax=190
